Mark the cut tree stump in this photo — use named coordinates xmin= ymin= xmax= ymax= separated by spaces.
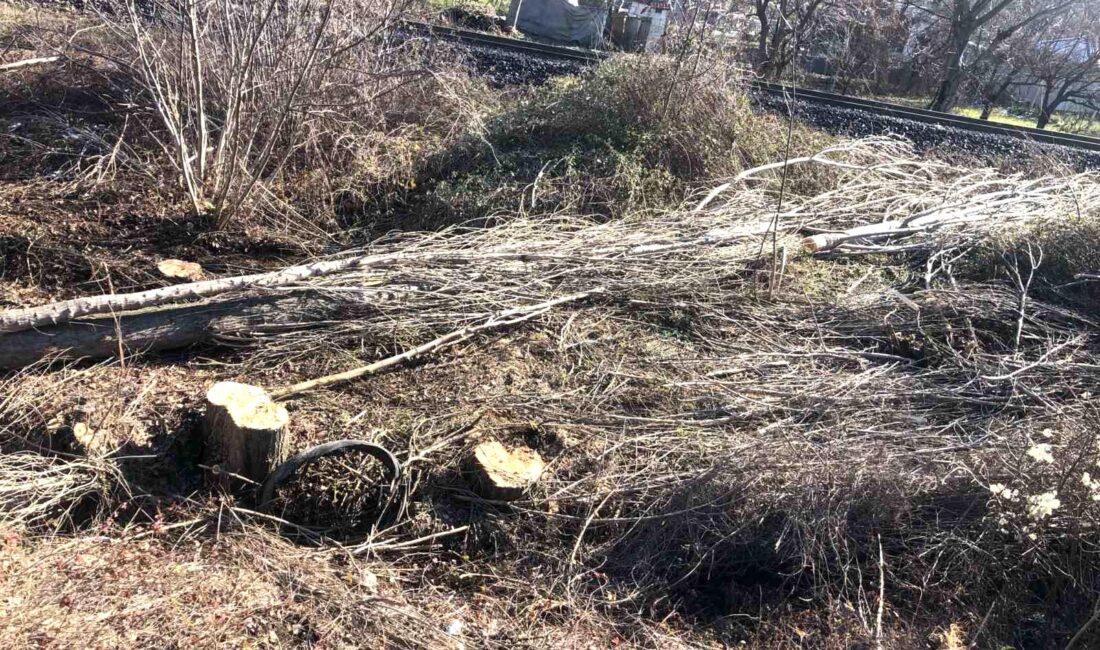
xmin=467 ymin=440 xmax=545 ymax=500
xmin=203 ymin=381 xmax=290 ymax=486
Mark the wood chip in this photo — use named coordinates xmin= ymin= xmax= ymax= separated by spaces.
xmin=158 ymin=259 xmax=205 ymax=281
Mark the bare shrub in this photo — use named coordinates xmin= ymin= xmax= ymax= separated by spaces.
xmin=961 ymin=199 xmax=1100 ymax=313
xmin=91 ymin=0 xmax=414 ymax=230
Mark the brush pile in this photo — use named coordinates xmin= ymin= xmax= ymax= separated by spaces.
xmin=4 ymin=138 xmax=1100 ymax=646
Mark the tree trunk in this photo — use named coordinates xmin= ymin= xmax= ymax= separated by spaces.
xmin=929 ymin=34 xmax=969 ymax=113
xmin=1037 ymin=82 xmax=1057 ymax=129
xmin=980 ymin=78 xmax=1013 ymax=120
xmin=0 ymin=252 xmax=393 ymax=334
xmin=755 ymin=2 xmax=770 ymax=71
xmin=1036 ymin=107 xmax=1054 ymax=129
xmin=0 ymin=294 xmax=335 ymax=370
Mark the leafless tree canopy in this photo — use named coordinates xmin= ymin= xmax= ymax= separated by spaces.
xmin=729 ymin=0 xmax=1099 ymax=125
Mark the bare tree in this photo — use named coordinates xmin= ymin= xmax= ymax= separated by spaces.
xmin=906 ymin=0 xmax=1079 ymax=112
xmin=751 ymin=0 xmax=833 ymax=79
xmin=813 ymin=0 xmax=910 ymax=94
xmin=970 ymin=34 xmax=1030 ymax=119
xmin=1023 ymin=4 xmax=1100 ymax=128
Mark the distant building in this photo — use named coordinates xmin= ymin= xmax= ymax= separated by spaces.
xmin=505 ymin=0 xmax=669 ymax=51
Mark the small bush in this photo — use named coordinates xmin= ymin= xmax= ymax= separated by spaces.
xmin=90 ymin=0 xmax=412 ymax=231
xmin=403 ymin=54 xmax=835 ymax=227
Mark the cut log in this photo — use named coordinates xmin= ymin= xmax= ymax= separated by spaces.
xmin=802 ymin=220 xmax=923 ymax=253
xmin=467 ymin=441 xmax=545 ymax=501
xmin=203 ymin=381 xmax=290 ymax=485
xmin=0 ymin=294 xmax=334 ymax=370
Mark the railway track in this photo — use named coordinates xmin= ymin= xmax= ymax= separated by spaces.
xmin=400 ymin=20 xmax=606 ymax=63
xmin=404 ymin=20 xmax=1100 ymax=153
xmin=751 ymin=81 xmax=1100 ymax=152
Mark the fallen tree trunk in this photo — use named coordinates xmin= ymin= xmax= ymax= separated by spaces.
xmin=0 ymin=294 xmax=333 ymax=370
xmin=0 ymin=254 xmax=386 ymax=334
xmin=0 ymin=219 xmax=776 ymax=336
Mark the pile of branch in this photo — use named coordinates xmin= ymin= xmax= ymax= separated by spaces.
xmin=739 ymin=137 xmax=1100 ymax=254
xmin=0 ymin=194 xmax=783 ymax=370
xmin=3 ymin=138 xmax=1097 ymax=370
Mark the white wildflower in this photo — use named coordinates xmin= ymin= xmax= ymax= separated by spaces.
xmin=989 ymin=483 xmax=1018 ymax=500
xmin=1026 ymin=491 xmax=1061 ymax=520
xmin=1026 ymin=443 xmax=1055 ymax=464
xmin=1040 ymin=428 xmax=1054 ymax=439
xmin=1082 ymin=473 xmax=1100 ymax=501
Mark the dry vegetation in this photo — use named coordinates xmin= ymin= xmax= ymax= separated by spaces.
xmin=3 ymin=2 xmax=1100 ymax=649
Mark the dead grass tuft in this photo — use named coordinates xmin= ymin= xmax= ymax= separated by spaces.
xmin=403 ymin=54 xmax=835 ymax=228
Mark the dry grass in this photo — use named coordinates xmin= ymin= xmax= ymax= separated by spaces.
xmin=2 ymin=139 xmax=1100 ymax=646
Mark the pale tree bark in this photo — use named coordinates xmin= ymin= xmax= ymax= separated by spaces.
xmin=0 ymin=252 xmax=392 ymax=334
xmin=0 ymin=56 xmax=59 ymax=72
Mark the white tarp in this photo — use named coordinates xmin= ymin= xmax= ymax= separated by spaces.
xmin=506 ymin=0 xmax=607 ymax=48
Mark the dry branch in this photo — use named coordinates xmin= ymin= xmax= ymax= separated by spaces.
xmin=784 ymin=145 xmax=1100 ymax=253
xmin=270 ymin=291 xmax=595 ymax=398
xmin=0 ymin=56 xmax=59 ymax=72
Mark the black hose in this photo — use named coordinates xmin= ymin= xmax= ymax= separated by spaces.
xmin=258 ymin=439 xmax=401 ymax=509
